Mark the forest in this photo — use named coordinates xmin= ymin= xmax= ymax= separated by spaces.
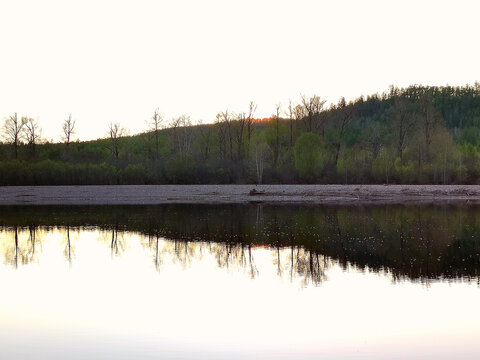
xmin=1 ymin=84 xmax=480 ymax=185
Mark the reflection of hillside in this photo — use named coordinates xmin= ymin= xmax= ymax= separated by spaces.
xmin=0 ymin=204 xmax=479 ymax=282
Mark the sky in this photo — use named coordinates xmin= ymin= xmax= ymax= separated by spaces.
xmin=0 ymin=0 xmax=479 ymax=142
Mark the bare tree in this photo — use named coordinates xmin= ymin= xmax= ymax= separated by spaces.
xmin=332 ymin=97 xmax=355 ymax=166
xmin=287 ymin=100 xmax=295 ymax=149
xmin=62 ymin=113 xmax=76 ymax=147
xmin=169 ymin=115 xmax=192 ymax=155
xmin=215 ymin=113 xmax=227 ymax=159
xmin=148 ymin=108 xmax=163 ymax=158
xmin=364 ymin=122 xmax=386 ymax=159
xmin=245 ymin=101 xmax=257 ymax=155
xmin=255 ymin=142 xmax=267 ymax=184
xmin=108 ymin=122 xmax=127 ymax=160
xmin=196 ymin=119 xmax=212 ymax=160
xmin=215 ymin=110 xmax=234 ymax=160
xmin=3 ymin=113 xmax=26 ymax=159
xmin=23 ymin=117 xmax=42 ymax=156
xmin=300 ymin=94 xmax=326 ymax=133
xmin=234 ymin=112 xmax=247 ymax=161
xmin=168 ymin=117 xmax=181 ymax=153
xmin=418 ymin=90 xmax=441 ymax=160
xmin=179 ymin=114 xmax=192 ymax=155
xmin=391 ymin=96 xmax=415 ymax=159
xmin=272 ymin=102 xmax=281 ymax=169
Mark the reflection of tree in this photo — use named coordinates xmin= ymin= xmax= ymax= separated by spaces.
xmin=293 ymin=248 xmax=327 ymax=286
xmin=269 ymin=246 xmax=328 ymax=286
xmin=273 ymin=247 xmax=282 ymax=277
xmin=26 ymin=225 xmax=38 ymax=262
xmin=3 ymin=225 xmax=41 ymax=267
xmin=141 ymin=232 xmax=204 ymax=270
xmin=110 ymin=226 xmax=124 ymax=256
xmin=143 ymin=232 xmax=162 ymax=271
xmin=194 ymin=242 xmax=325 ymax=284
xmin=172 ymin=240 xmax=199 ymax=267
xmin=256 ymin=204 xmax=264 ymax=231
xmin=244 ymin=244 xmax=259 ymax=279
xmin=139 ymin=232 xmax=263 ymax=279
xmin=6 ymin=226 xmax=20 ymax=268
xmin=2 ymin=204 xmax=480 ymax=283
xmin=98 ymin=226 xmax=126 ymax=257
xmin=62 ymin=225 xmax=75 ymax=266
xmin=153 ymin=233 xmax=160 ymax=271
xmin=211 ymin=243 xmax=252 ymax=273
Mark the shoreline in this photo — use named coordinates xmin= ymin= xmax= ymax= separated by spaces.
xmin=2 ymin=184 xmax=480 ymax=206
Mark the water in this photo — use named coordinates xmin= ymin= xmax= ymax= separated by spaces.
xmin=0 ymin=204 xmax=479 ymax=359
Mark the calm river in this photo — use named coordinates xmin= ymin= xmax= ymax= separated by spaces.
xmin=0 ymin=204 xmax=479 ymax=359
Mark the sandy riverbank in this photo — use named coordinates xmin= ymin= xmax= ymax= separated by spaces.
xmin=1 ymin=185 xmax=480 ymax=205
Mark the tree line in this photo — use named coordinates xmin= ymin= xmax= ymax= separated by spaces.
xmin=2 ymin=83 xmax=480 ymax=185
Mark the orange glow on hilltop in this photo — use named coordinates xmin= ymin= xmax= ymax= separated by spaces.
xmin=252 ymin=117 xmax=274 ymax=123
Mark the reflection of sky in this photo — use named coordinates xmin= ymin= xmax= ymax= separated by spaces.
xmin=0 ymin=228 xmax=479 ymax=359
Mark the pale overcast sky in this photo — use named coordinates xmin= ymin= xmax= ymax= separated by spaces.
xmin=1 ymin=0 xmax=479 ymax=141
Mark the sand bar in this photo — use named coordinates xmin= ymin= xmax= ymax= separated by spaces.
xmin=1 ymin=185 xmax=480 ymax=205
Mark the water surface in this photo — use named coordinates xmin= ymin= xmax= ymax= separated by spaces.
xmin=1 ymin=204 xmax=479 ymax=359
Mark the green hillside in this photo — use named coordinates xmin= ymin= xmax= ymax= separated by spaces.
xmin=2 ymin=84 xmax=480 ymax=185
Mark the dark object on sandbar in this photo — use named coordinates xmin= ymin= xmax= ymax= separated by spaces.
xmin=249 ymin=188 xmax=265 ymax=196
